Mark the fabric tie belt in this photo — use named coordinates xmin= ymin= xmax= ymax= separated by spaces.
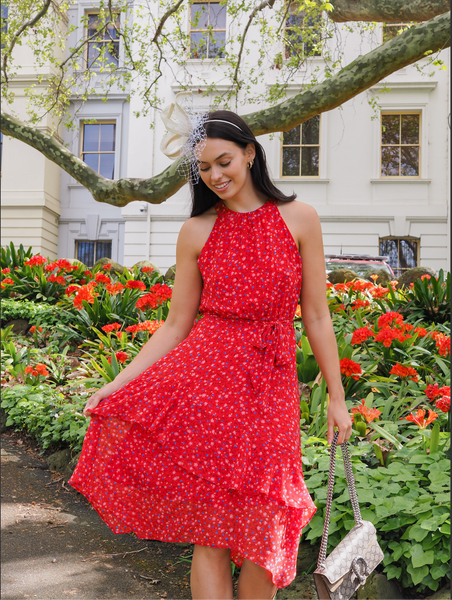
xmin=201 ymin=313 xmax=295 ymax=411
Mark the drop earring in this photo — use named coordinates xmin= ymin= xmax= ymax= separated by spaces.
xmin=248 ymin=160 xmax=254 ymax=170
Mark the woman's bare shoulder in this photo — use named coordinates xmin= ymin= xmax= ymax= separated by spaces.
xmin=278 ymin=199 xmax=318 ymax=221
xmin=178 ymin=207 xmax=218 ymax=255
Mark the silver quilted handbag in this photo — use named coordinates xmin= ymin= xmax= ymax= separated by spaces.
xmin=313 ymin=432 xmax=384 ymax=600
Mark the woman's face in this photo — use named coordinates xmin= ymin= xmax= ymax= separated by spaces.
xmin=196 ymin=138 xmax=255 ymax=201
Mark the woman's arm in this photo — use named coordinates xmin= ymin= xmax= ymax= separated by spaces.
xmin=83 ymin=215 xmax=211 ymax=416
xmin=296 ymin=204 xmax=352 ymax=444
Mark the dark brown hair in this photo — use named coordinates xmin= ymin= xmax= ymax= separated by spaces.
xmin=190 ymin=110 xmax=296 ymax=217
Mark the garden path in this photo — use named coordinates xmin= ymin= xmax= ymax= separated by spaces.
xmin=1 ymin=433 xmax=193 ymax=600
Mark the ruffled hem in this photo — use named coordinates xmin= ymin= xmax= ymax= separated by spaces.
xmin=69 ymin=418 xmax=316 ymax=588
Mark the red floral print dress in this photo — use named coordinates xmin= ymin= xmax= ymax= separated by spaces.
xmin=69 ymin=200 xmax=316 ymax=588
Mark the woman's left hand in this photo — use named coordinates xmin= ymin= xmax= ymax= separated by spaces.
xmin=327 ymin=397 xmax=353 ymax=445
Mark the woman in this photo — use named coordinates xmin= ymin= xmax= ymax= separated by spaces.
xmin=69 ymin=108 xmax=352 ymax=600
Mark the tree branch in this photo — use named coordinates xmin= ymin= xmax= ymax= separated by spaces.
xmin=152 ymin=0 xmax=186 ymax=44
xmin=323 ymin=0 xmax=449 ymax=23
xmin=2 ymin=0 xmax=53 ymax=83
xmin=1 ymin=13 xmax=450 ymax=206
xmin=232 ymin=0 xmax=277 ymax=89
xmin=244 ymin=12 xmax=451 ymax=135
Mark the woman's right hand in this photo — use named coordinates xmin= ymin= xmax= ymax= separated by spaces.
xmin=83 ymin=383 xmax=116 ymax=417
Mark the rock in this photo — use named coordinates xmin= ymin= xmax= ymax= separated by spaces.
xmin=427 ymin=586 xmax=452 ymax=600
xmin=396 ymin=266 xmax=437 ymax=289
xmin=297 ymin=542 xmax=320 ymax=574
xmin=164 ymin=263 xmax=176 ymax=282
xmin=132 ymin=260 xmax=162 ymax=275
xmin=357 ymin=572 xmax=403 ymax=600
xmin=92 ymin=257 xmax=124 ymax=274
xmin=363 ymin=270 xmax=391 ymax=286
xmin=4 ymin=319 xmax=30 ymax=334
xmin=277 ymin=575 xmax=318 ymax=599
xmin=62 ymin=258 xmax=87 ymax=269
xmin=327 ymin=268 xmax=359 ymax=284
xmin=47 ymin=448 xmax=72 ymax=472
xmin=0 ymin=406 xmax=8 ymax=433
xmin=63 ymin=450 xmax=82 ymax=481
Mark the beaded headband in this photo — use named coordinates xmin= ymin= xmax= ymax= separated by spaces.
xmin=160 ymin=93 xmax=243 ymax=184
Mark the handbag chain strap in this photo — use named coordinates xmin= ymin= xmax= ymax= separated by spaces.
xmin=317 ymin=431 xmax=363 ymax=569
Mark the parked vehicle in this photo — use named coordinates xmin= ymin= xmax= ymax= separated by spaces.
xmin=325 ymin=254 xmax=395 ymax=279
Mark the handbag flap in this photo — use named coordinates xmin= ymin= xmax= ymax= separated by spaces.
xmin=319 ymin=520 xmax=383 ymax=586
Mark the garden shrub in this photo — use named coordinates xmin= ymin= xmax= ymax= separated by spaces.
xmin=397 ymin=267 xmax=437 ymax=288
xmin=1 ymin=298 xmax=75 ymax=328
xmin=327 ymin=268 xmax=359 ymax=284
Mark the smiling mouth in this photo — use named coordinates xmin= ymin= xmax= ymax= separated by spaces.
xmin=213 ymin=181 xmax=231 ymax=191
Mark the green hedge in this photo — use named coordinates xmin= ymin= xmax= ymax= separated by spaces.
xmin=1 ymin=299 xmax=75 ymax=328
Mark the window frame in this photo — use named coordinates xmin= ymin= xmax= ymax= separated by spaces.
xmin=283 ymin=2 xmax=323 ymax=61
xmin=84 ymin=9 xmax=121 ymax=70
xmin=382 ymin=22 xmax=415 ymax=45
xmin=75 ymin=239 xmax=113 ymax=268
xmin=280 ymin=116 xmax=321 ymax=179
xmin=80 ymin=119 xmax=117 ymax=179
xmin=379 ymin=236 xmax=420 ymax=277
xmin=188 ymin=1 xmax=227 ymax=60
xmin=380 ymin=110 xmax=421 ymax=179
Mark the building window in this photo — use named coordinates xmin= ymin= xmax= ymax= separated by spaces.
xmin=81 ymin=121 xmax=116 ymax=178
xmin=381 ymin=112 xmax=420 ymax=177
xmin=86 ymin=11 xmax=120 ymax=68
xmin=281 ymin=116 xmax=320 ymax=177
xmin=382 ymin=22 xmax=415 ymax=44
xmin=380 ymin=237 xmax=419 ymax=277
xmin=284 ymin=2 xmax=322 ymax=59
xmin=189 ymin=2 xmax=226 ymax=59
xmin=76 ymin=240 xmax=112 ymax=268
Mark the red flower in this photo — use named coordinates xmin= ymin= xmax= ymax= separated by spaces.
xmin=125 ymin=280 xmax=146 ymax=291
xmin=65 ymin=285 xmax=80 ymax=296
xmin=352 ymin=299 xmax=370 ymax=310
xmin=339 ymin=358 xmax=362 ymax=381
xmin=370 ymin=287 xmax=389 ymax=298
xmin=401 ymin=409 xmax=438 ymax=429
xmin=25 ymin=363 xmax=49 ymax=377
xmin=141 ymin=266 xmax=154 ymax=273
xmin=378 ymin=311 xmax=404 ymax=329
xmin=326 ymin=282 xmax=334 ymax=289
xmin=436 ymin=396 xmax=450 ymax=413
xmin=435 ymin=333 xmax=450 ymax=357
xmin=425 ymin=383 xmax=441 ymax=400
xmin=55 ymin=259 xmax=73 ymax=270
xmin=420 ymin=274 xmax=431 ymax=281
xmin=351 ymin=327 xmax=373 ymax=345
xmin=108 ymin=351 xmax=129 ymax=364
xmin=1 ymin=268 xmax=10 ymax=274
xmin=374 ymin=328 xmax=403 ymax=347
xmin=24 ymin=255 xmax=47 ymax=267
xmin=351 ymin=399 xmax=381 ymax=423
xmin=350 ymin=280 xmax=373 ymax=292
xmin=95 ymin=273 xmax=111 ymax=284
xmin=390 ymin=363 xmax=419 ymax=382
xmin=414 ymin=327 xmax=428 ymax=337
xmin=29 ymin=326 xmax=43 ymax=334
xmin=101 ymin=323 xmax=122 ymax=333
xmin=138 ymin=320 xmax=164 ymax=334
xmin=73 ymin=285 xmax=98 ymax=309
xmin=48 ymin=274 xmax=65 ymax=285
xmin=105 ymin=282 xmax=124 ymax=295
xmin=1 ymin=278 xmax=14 ymax=287
xmin=102 ymin=263 xmax=112 ymax=271
xmin=334 ymin=283 xmax=346 ymax=292
xmin=125 ymin=324 xmax=140 ymax=336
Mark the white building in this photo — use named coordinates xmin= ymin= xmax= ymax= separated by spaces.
xmin=2 ymin=3 xmax=450 ymax=277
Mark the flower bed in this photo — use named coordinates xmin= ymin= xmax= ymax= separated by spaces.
xmin=1 ymin=246 xmax=450 ymax=595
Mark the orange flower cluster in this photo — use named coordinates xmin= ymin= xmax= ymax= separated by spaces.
xmin=433 ymin=332 xmax=450 ymax=357
xmin=436 ymin=396 xmax=450 ymax=413
xmin=136 ymin=284 xmax=172 ymax=311
xmin=73 ymin=284 xmax=98 ymax=309
xmin=2 ymin=268 xmax=11 ymax=274
xmin=106 ymin=282 xmax=124 ymax=295
xmin=378 ymin=311 xmax=404 ymax=329
xmin=369 ymin=287 xmax=389 ymax=298
xmin=125 ymin=280 xmax=146 ymax=291
xmin=401 ymin=408 xmax=438 ymax=429
xmin=48 ymin=274 xmax=65 ymax=285
xmin=25 ymin=363 xmax=49 ymax=377
xmin=95 ymin=273 xmax=111 ymax=284
xmin=29 ymin=326 xmax=43 ymax=334
xmin=125 ymin=320 xmax=164 ymax=336
xmin=65 ymin=285 xmax=80 ymax=296
xmin=339 ymin=358 xmax=362 ymax=380
xmin=108 ymin=351 xmax=129 ymax=364
xmin=425 ymin=384 xmax=450 ymax=400
xmin=352 ymin=299 xmax=370 ymax=310
xmin=24 ymin=255 xmax=47 ymax=266
xmin=351 ymin=399 xmax=381 ymax=423
xmin=1 ymin=278 xmax=14 ymax=287
xmin=351 ymin=327 xmax=373 ymax=345
xmin=101 ymin=322 xmax=122 ymax=333
xmin=390 ymin=363 xmax=419 ymax=382
xmin=141 ymin=266 xmax=154 ymax=273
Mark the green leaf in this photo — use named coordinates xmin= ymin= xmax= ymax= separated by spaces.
xmin=406 ymin=563 xmax=429 ymax=586
xmin=384 ymin=564 xmax=402 ymax=581
xmin=421 ymin=513 xmax=450 ymax=531
xmin=410 ymin=543 xmax=435 ymax=568
xmin=430 ymin=562 xmax=451 ymax=580
xmin=440 ymin=522 xmax=450 ymax=535
xmin=405 ymin=524 xmax=429 ymax=542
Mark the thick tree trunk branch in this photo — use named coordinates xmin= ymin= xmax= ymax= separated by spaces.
xmin=323 ymin=0 xmax=449 ymax=23
xmin=1 ymin=13 xmax=450 ymax=206
xmin=244 ymin=12 xmax=450 ymax=135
